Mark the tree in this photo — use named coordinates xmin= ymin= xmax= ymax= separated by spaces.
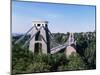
xmin=67 ymin=53 xmax=87 ymax=70
xmin=26 ymin=62 xmax=51 ymax=73
xmin=84 ymin=41 xmax=96 ymax=69
xmin=75 ymin=32 xmax=96 ymax=69
xmin=12 ymin=32 xmax=96 ymax=74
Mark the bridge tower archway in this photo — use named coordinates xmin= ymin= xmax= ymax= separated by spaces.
xmin=34 ymin=42 xmax=42 ymax=54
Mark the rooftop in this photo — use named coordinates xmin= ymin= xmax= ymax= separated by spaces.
xmin=32 ymin=20 xmax=48 ymax=24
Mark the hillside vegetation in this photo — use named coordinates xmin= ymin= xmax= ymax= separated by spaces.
xmin=12 ymin=32 xmax=96 ymax=75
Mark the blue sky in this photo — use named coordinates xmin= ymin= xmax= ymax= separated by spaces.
xmin=12 ymin=1 xmax=96 ymax=33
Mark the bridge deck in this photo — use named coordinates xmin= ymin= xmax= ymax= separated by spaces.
xmin=50 ymin=43 xmax=68 ymax=54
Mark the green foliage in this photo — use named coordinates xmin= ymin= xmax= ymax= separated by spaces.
xmin=84 ymin=41 xmax=96 ymax=69
xmin=12 ymin=32 xmax=96 ymax=74
xmin=67 ymin=53 xmax=87 ymax=70
xmin=75 ymin=32 xmax=96 ymax=69
xmin=48 ymin=53 xmax=68 ymax=71
xmin=53 ymin=33 xmax=68 ymax=44
xmin=57 ymin=53 xmax=87 ymax=71
xmin=26 ymin=62 xmax=51 ymax=73
xmin=12 ymin=46 xmax=67 ymax=74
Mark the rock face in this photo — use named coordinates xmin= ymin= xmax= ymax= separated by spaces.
xmin=65 ymin=46 xmax=76 ymax=58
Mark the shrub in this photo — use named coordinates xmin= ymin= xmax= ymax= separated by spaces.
xmin=26 ymin=62 xmax=51 ymax=73
xmin=67 ymin=53 xmax=87 ymax=70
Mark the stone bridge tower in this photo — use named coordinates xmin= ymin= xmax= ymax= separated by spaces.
xmin=65 ymin=33 xmax=76 ymax=57
xmin=29 ymin=20 xmax=50 ymax=54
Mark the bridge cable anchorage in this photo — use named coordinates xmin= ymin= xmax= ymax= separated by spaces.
xmin=22 ymin=26 xmax=43 ymax=48
xmin=14 ymin=26 xmax=34 ymax=44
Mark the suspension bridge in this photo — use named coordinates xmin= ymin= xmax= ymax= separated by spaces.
xmin=14 ymin=20 xmax=76 ymax=54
